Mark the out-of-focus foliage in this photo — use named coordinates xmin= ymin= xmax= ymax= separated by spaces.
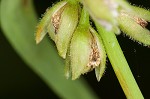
xmin=0 ymin=0 xmax=98 ymax=99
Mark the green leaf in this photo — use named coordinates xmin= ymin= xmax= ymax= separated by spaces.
xmin=0 ymin=0 xmax=98 ymax=99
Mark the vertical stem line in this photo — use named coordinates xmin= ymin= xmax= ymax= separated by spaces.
xmin=79 ymin=7 xmax=89 ymax=26
xmin=96 ymin=24 xmax=144 ymax=99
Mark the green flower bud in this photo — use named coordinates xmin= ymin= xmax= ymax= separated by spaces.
xmin=118 ymin=6 xmax=150 ymax=46
xmin=126 ymin=6 xmax=150 ymax=22
xmin=36 ymin=1 xmax=67 ymax=43
xmin=82 ymin=0 xmax=133 ymax=34
xmin=66 ymin=25 xmax=106 ymax=80
xmin=82 ymin=0 xmax=118 ymax=30
xmin=36 ymin=1 xmax=79 ymax=58
xmin=70 ymin=26 xmax=93 ymax=80
xmin=89 ymin=27 xmax=107 ymax=81
xmin=63 ymin=7 xmax=106 ymax=81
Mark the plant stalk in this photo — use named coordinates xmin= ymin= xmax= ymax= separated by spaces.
xmin=96 ymin=24 xmax=144 ymax=99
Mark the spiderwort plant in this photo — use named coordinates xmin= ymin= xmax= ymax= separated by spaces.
xmin=36 ymin=0 xmax=150 ymax=98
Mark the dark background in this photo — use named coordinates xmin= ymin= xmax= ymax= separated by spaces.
xmin=0 ymin=0 xmax=150 ymax=99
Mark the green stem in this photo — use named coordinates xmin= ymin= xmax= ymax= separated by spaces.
xmin=96 ymin=24 xmax=144 ymax=99
xmin=66 ymin=0 xmax=78 ymax=4
xmin=79 ymin=7 xmax=89 ymax=26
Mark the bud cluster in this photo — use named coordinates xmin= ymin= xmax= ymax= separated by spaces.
xmin=36 ymin=0 xmax=150 ymax=81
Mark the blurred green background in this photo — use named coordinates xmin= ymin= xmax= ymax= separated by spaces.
xmin=0 ymin=0 xmax=150 ymax=99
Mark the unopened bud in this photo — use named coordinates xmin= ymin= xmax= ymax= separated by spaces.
xmin=67 ymin=25 xmax=106 ymax=80
xmin=36 ymin=1 xmax=67 ymax=43
xmin=82 ymin=0 xmax=119 ymax=30
xmin=36 ymin=1 xmax=79 ymax=58
xmin=118 ymin=8 xmax=150 ymax=46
